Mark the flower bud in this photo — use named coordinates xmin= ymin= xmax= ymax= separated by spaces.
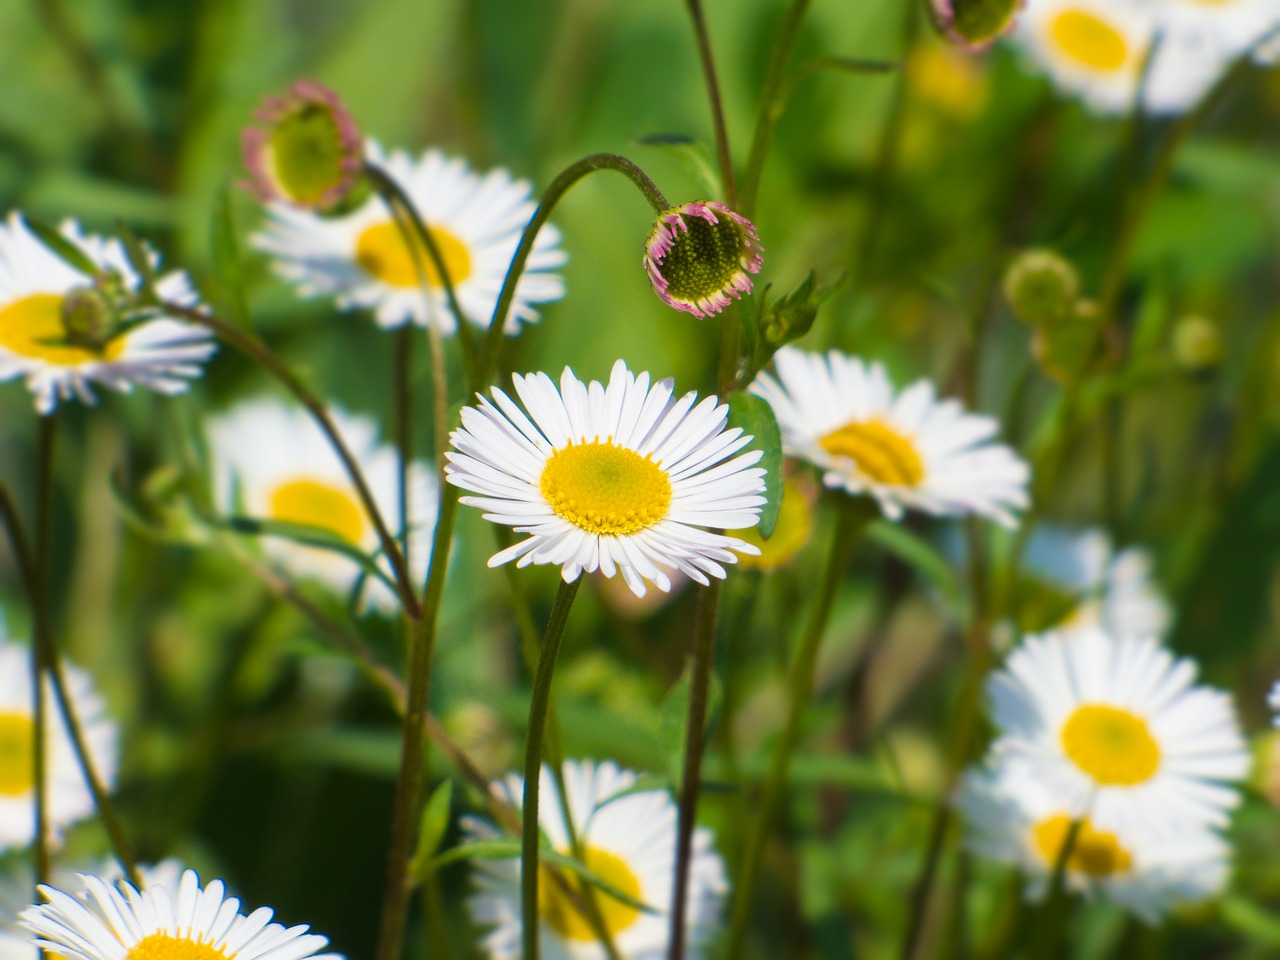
xmin=60 ymin=284 xmax=119 ymax=351
xmin=931 ymin=0 xmax=1025 ymax=50
xmin=643 ymin=201 xmax=764 ymax=318
xmin=242 ymin=80 xmax=365 ymax=212
xmin=1032 ymin=299 xmax=1110 ymax=385
xmin=1172 ymin=316 xmax=1222 ymax=374
xmin=1003 ymin=248 xmax=1079 ymax=326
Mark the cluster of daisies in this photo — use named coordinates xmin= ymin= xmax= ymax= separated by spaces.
xmin=955 ymin=578 xmax=1250 ymax=920
xmin=1009 ymin=0 xmax=1279 ymax=114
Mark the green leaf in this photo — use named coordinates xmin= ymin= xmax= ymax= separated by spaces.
xmin=727 ymin=392 xmax=783 ymax=538
xmin=660 ymin=664 xmax=723 ymax=789
xmin=24 ymin=216 xmax=97 ymax=277
xmin=1220 ymin=896 xmax=1280 ymax=946
xmin=635 ymin=133 xmax=720 ymax=200
xmin=409 ymin=780 xmax=454 ymax=879
xmin=211 ymin=182 xmax=251 ymax=329
xmin=540 ymin=848 xmax=660 ymax=915
xmin=420 ymin=838 xmax=523 ymax=874
xmin=864 ymin=521 xmax=968 ymax=618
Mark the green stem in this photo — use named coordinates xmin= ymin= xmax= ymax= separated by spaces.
xmin=683 ymin=0 xmax=737 ymax=206
xmin=739 ymin=0 xmax=811 ymax=218
xmin=393 ymin=327 xmax=413 ymax=566
xmin=1023 ymin=817 xmax=1083 ymax=959
xmin=163 ymin=303 xmax=419 ymax=617
xmin=667 ymin=579 xmax=722 ymax=960
xmin=477 ymin=154 xmax=669 ymax=380
xmin=521 ymin=578 xmax=584 ymax=960
xmin=725 ymin=499 xmax=874 ymax=958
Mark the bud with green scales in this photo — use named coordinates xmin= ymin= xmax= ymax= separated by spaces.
xmin=1003 ymin=248 xmax=1079 ymax=326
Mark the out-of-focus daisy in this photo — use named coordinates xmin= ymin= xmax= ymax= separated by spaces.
xmin=0 ymin=214 xmax=214 ymax=415
xmin=1268 ymin=681 xmax=1280 ymax=728
xmin=206 ymin=397 xmax=436 ymax=615
xmin=988 ymin=628 xmax=1249 ymax=833
xmin=446 ymin=360 xmax=767 ymax=597
xmin=750 ymin=347 xmax=1029 ymax=527
xmin=1017 ymin=526 xmax=1170 ymax=638
xmin=465 ymin=760 xmax=727 ymax=960
xmin=642 ymin=202 xmax=763 ymax=319
xmin=1011 ymin=0 xmax=1154 ymax=113
xmin=253 ymin=142 xmax=566 ymax=333
xmin=955 ymin=761 xmax=1231 ymax=922
xmin=0 ymin=630 xmax=117 ymax=852
xmin=21 ymin=869 xmax=339 ymax=960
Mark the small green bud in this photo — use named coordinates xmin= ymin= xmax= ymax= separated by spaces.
xmin=1032 ymin=299 xmax=1110 ymax=385
xmin=1003 ymin=249 xmax=1080 ymax=327
xmin=1172 ymin=316 xmax=1222 ymax=374
xmin=60 ymin=286 xmax=118 ymax=350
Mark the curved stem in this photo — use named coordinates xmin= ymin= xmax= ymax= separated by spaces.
xmin=739 ymin=0 xmax=811 ymax=218
xmin=521 ymin=578 xmax=583 ymax=960
xmin=162 ymin=303 xmax=419 ymax=617
xmin=477 ymin=153 xmax=669 ymax=380
xmin=726 ymin=499 xmax=874 ymax=958
xmin=683 ymin=0 xmax=737 ymax=206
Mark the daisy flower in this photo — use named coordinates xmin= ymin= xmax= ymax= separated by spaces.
xmin=20 ymin=869 xmax=340 ymax=960
xmin=955 ymin=761 xmax=1231 ymax=922
xmin=0 ymin=213 xmax=215 ymax=415
xmin=750 ymin=347 xmax=1029 ymax=527
xmin=0 ymin=629 xmax=117 ymax=852
xmin=642 ymin=202 xmax=763 ymax=319
xmin=253 ymin=141 xmax=566 ymax=333
xmin=1018 ymin=526 xmax=1170 ymax=638
xmin=465 ymin=760 xmax=727 ymax=960
xmin=206 ymin=397 xmax=436 ymax=615
xmin=445 ymin=359 xmax=767 ymax=598
xmin=1268 ymin=680 xmax=1280 ymax=728
xmin=987 ymin=628 xmax=1249 ymax=834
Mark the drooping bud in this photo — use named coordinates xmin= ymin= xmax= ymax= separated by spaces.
xmin=1032 ymin=299 xmax=1113 ymax=385
xmin=931 ymin=0 xmax=1025 ymax=50
xmin=60 ymin=287 xmax=117 ymax=350
xmin=1003 ymin=248 xmax=1079 ymax=326
xmin=1172 ymin=316 xmax=1222 ymax=374
xmin=643 ymin=201 xmax=764 ymax=318
xmin=242 ymin=80 xmax=366 ymax=212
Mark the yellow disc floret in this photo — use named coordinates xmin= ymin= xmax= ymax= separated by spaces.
xmin=819 ymin=420 xmax=924 ymax=487
xmin=1061 ymin=703 xmax=1161 ymax=786
xmin=126 ymin=934 xmax=231 ymax=960
xmin=355 ymin=220 xmax=473 ymax=289
xmin=539 ymin=846 xmax=643 ymax=942
xmin=0 ymin=294 xmax=126 ymax=366
xmin=0 ymin=712 xmax=35 ymax=797
xmin=540 ymin=441 xmax=673 ymax=536
xmin=1050 ymin=10 xmax=1131 ymax=72
xmin=268 ymin=478 xmax=367 ymax=545
xmin=1033 ymin=813 xmax=1134 ymax=877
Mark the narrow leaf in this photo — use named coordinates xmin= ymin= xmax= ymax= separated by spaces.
xmin=420 ymin=839 xmax=523 ymax=874
xmin=409 ymin=780 xmax=454 ymax=879
xmin=660 ymin=664 xmax=723 ymax=789
xmin=211 ymin=182 xmax=250 ymax=329
xmin=864 ymin=520 xmax=968 ymax=618
xmin=25 ymin=216 xmax=97 ymax=276
xmin=541 ymin=849 xmax=660 ymax=915
xmin=727 ymin=392 xmax=783 ymax=538
xmin=635 ymin=133 xmax=720 ymax=200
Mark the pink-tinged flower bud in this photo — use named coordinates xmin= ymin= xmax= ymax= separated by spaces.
xmin=931 ymin=0 xmax=1025 ymax=50
xmin=643 ymin=201 xmax=764 ymax=319
xmin=241 ymin=80 xmax=365 ymax=211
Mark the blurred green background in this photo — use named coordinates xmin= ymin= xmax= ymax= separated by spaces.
xmin=2 ymin=0 xmax=1280 ymax=957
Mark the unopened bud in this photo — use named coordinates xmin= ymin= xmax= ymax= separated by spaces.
xmin=931 ymin=0 xmax=1025 ymax=50
xmin=1032 ymin=299 xmax=1110 ymax=385
xmin=643 ymin=201 xmax=764 ymax=318
xmin=60 ymin=285 xmax=118 ymax=350
xmin=1172 ymin=316 xmax=1222 ymax=373
xmin=1003 ymin=249 xmax=1079 ymax=327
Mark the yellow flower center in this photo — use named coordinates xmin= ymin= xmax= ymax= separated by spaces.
xmin=268 ymin=478 xmax=366 ymax=544
xmin=1032 ymin=814 xmax=1133 ymax=877
xmin=0 ymin=712 xmax=35 ymax=797
xmin=733 ymin=478 xmax=813 ymax=571
xmin=125 ymin=934 xmax=232 ymax=960
xmin=1049 ymin=10 xmax=1131 ymax=72
xmin=354 ymin=220 xmax=473 ymax=290
xmin=1061 ymin=704 xmax=1161 ymax=786
xmin=539 ymin=847 xmax=643 ymax=942
xmin=819 ymin=420 xmax=924 ymax=487
xmin=0 ymin=294 xmax=126 ymax=366
xmin=540 ymin=441 xmax=672 ymax=536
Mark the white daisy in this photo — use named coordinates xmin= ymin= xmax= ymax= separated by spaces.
xmin=1268 ymin=680 xmax=1280 ymax=728
xmin=1010 ymin=0 xmax=1155 ymax=114
xmin=0 ymin=629 xmax=117 ymax=853
xmin=465 ymin=760 xmax=727 ymax=960
xmin=206 ymin=397 xmax=436 ymax=615
xmin=20 ymin=869 xmax=340 ymax=960
xmin=446 ymin=359 xmax=767 ymax=598
xmin=253 ymin=141 xmax=567 ymax=333
xmin=1018 ymin=526 xmax=1171 ymax=638
xmin=955 ymin=760 xmax=1231 ymax=922
xmin=0 ymin=213 xmax=215 ymax=415
xmin=988 ymin=628 xmax=1249 ymax=834
xmin=750 ymin=347 xmax=1029 ymax=528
